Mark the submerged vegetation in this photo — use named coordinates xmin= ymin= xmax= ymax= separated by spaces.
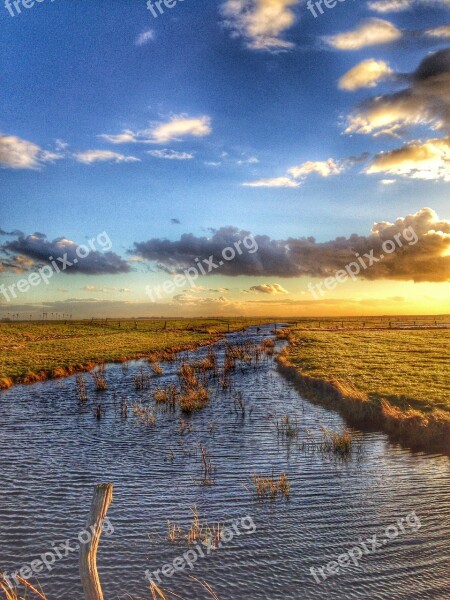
xmin=167 ymin=505 xmax=223 ymax=548
xmin=251 ymin=471 xmax=290 ymax=500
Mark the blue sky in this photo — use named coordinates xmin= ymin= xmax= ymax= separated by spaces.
xmin=1 ymin=0 xmax=450 ymax=317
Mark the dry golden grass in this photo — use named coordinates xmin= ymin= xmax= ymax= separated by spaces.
xmin=150 ymin=577 xmax=220 ymax=600
xmin=251 ymin=471 xmax=290 ymax=500
xmin=0 ymin=574 xmax=46 ymax=600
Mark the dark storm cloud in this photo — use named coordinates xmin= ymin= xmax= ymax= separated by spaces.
xmin=1 ymin=232 xmax=131 ymax=275
xmin=131 ymin=209 xmax=450 ymax=283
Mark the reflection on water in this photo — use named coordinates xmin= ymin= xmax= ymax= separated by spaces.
xmin=0 ymin=325 xmax=449 ymax=600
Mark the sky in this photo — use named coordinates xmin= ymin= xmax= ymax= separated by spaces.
xmin=1 ymin=0 xmax=450 ymax=318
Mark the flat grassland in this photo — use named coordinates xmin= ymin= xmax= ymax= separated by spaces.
xmin=278 ymin=321 xmax=450 ymax=452
xmin=0 ymin=318 xmax=267 ymax=388
xmin=286 ymin=329 xmax=449 ymax=414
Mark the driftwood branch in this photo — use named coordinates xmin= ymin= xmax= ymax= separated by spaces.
xmin=80 ymin=483 xmax=113 ymax=600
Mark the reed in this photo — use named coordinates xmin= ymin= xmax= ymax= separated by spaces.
xmin=178 ymin=418 xmax=192 ymax=435
xmin=151 ymin=363 xmax=164 ymax=376
xmin=76 ymin=373 xmax=88 ymax=402
xmin=134 ymin=366 xmax=152 ymax=390
xmin=92 ymin=364 xmax=108 ymax=391
xmin=252 ymin=471 xmax=290 ymax=500
xmin=276 ymin=415 xmax=299 ymax=439
xmin=0 ymin=574 xmax=46 ymax=600
xmin=186 ymin=505 xmax=222 ymax=548
xmin=167 ymin=520 xmax=182 ymax=543
xmin=178 ymin=386 xmax=210 ymax=413
xmin=321 ymin=427 xmax=354 ymax=455
xmin=133 ymin=402 xmax=157 ymax=426
xmin=177 ymin=363 xmax=210 ymax=412
xmin=150 ymin=577 xmax=220 ymax=600
xmin=94 ymin=402 xmax=105 ymax=420
xmin=154 ymin=385 xmax=178 ymax=409
xmin=178 ymin=364 xmax=199 ymax=387
xmin=233 ymin=391 xmax=246 ymax=416
xmin=198 ymin=444 xmax=215 ymax=485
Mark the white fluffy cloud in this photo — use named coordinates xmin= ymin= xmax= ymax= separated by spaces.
xmin=74 ymin=150 xmax=140 ymax=164
xmin=151 ymin=116 xmax=212 ymax=144
xmin=100 ymin=115 xmax=212 ymax=145
xmin=249 ymin=283 xmax=288 ymax=294
xmin=326 ymin=18 xmax=401 ymax=50
xmin=135 ymin=30 xmax=155 ymax=46
xmin=367 ymin=0 xmax=412 ymax=11
xmin=0 ymin=134 xmax=63 ymax=170
xmin=287 ymin=159 xmax=343 ymax=178
xmin=146 ymin=149 xmax=194 ymax=160
xmin=339 ymin=59 xmax=393 ymax=91
xmin=244 ymin=158 xmax=343 ymax=187
xmin=426 ymin=25 xmax=450 ymax=38
xmin=367 ymin=136 xmax=450 ymax=181
xmin=221 ymin=0 xmax=300 ymax=50
xmin=368 ymin=0 xmax=450 ymax=12
xmin=243 ymin=176 xmax=300 ymax=187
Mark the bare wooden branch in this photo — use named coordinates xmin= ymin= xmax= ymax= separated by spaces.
xmin=80 ymin=483 xmax=113 ymax=600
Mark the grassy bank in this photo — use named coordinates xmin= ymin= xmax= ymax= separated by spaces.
xmin=277 ymin=327 xmax=450 ymax=454
xmin=0 ymin=318 xmax=267 ymax=389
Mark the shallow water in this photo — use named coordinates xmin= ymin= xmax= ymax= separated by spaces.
xmin=0 ymin=325 xmax=449 ymax=600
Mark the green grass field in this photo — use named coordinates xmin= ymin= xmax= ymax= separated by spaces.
xmin=0 ymin=318 xmax=267 ymax=386
xmin=287 ymin=328 xmax=450 ymax=414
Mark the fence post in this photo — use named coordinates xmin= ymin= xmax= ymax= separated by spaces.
xmin=80 ymin=483 xmax=113 ymax=600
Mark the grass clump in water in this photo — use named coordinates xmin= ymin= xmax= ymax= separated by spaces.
xmin=251 ymin=471 xmax=290 ymax=500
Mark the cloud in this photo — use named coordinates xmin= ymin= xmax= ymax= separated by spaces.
xmin=0 ymin=134 xmax=63 ymax=170
xmin=135 ymin=30 xmax=155 ymax=46
xmin=221 ymin=0 xmax=300 ymax=51
xmin=380 ymin=178 xmax=397 ymax=184
xmin=368 ymin=0 xmax=450 ymax=12
xmin=74 ymin=150 xmax=140 ymax=164
xmin=244 ymin=158 xmax=343 ymax=187
xmin=171 ymin=219 xmax=181 ymax=225
xmin=243 ymin=176 xmax=300 ymax=187
xmin=0 ymin=255 xmax=34 ymax=274
xmin=287 ymin=159 xmax=343 ymax=178
xmin=345 ymin=48 xmax=450 ymax=136
xmin=426 ymin=25 xmax=450 ymax=38
xmin=1 ymin=232 xmax=132 ymax=275
xmin=0 ymin=228 xmax=24 ymax=237
xmin=367 ymin=0 xmax=413 ymax=11
xmin=339 ymin=59 xmax=394 ymax=91
xmin=98 ymin=130 xmax=137 ymax=144
xmin=81 ymin=285 xmax=131 ymax=293
xmin=150 ymin=116 xmax=212 ymax=144
xmin=172 ymin=293 xmax=238 ymax=310
xmin=326 ymin=18 xmax=401 ymax=51
xmin=131 ymin=210 xmax=450 ymax=283
xmin=249 ymin=283 xmax=288 ymax=294
xmin=147 ymin=149 xmax=194 ymax=160
xmin=367 ymin=136 xmax=450 ymax=180
xmin=100 ymin=115 xmax=212 ymax=145
xmin=237 ymin=156 xmax=259 ymax=165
